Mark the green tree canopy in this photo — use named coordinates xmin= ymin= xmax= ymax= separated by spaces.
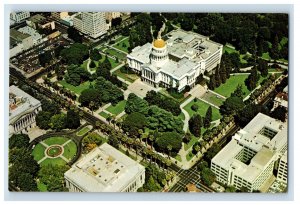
xmin=90 ymin=49 xmax=102 ymax=61
xmin=60 ymin=43 xmax=89 ymax=65
xmin=9 ymin=133 xmax=30 ymax=149
xmin=49 ymin=113 xmax=67 ymax=131
xmin=125 ymin=93 xmax=149 ymax=115
xmin=188 ymin=114 xmax=202 ymax=137
xmin=66 ymin=109 xmax=80 ymax=129
xmin=155 ymin=132 xmax=182 ymax=156
xmin=123 ymin=112 xmax=147 ymax=137
xmin=220 ymin=96 xmax=245 ymax=116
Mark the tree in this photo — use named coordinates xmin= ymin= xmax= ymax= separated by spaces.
xmin=155 ymin=132 xmax=182 ymax=156
xmin=17 ymin=172 xmax=38 ymax=191
xmin=188 ymin=114 xmax=202 ymax=137
xmin=78 ymin=88 xmax=102 ymax=108
xmin=89 ymin=60 xmax=96 ymax=68
xmin=49 ymin=113 xmax=66 ymax=131
xmin=208 ymin=74 xmax=216 ymax=90
xmin=236 ymin=104 xmax=268 ymax=127
xmin=220 ymin=96 xmax=245 ymax=116
xmin=258 ymin=59 xmax=269 ymax=77
xmin=270 ymin=34 xmax=280 ymax=60
xmin=204 ymin=106 xmax=212 ymax=128
xmin=64 ymin=64 xmax=91 ymax=86
xmin=231 ymin=84 xmax=244 ymax=98
xmin=200 ymin=168 xmax=216 ymax=186
xmin=90 ymin=49 xmax=102 ymax=61
xmin=9 ymin=134 xmax=30 ymax=149
xmin=66 ymin=109 xmax=80 ymax=129
xmin=38 ymin=164 xmax=69 ymax=192
xmin=67 ymin=26 xmax=82 ymax=43
xmin=122 ymin=112 xmax=147 ymax=137
xmin=270 ymin=106 xmax=287 ymax=122
xmin=245 ymin=66 xmax=260 ymax=91
xmin=125 ymin=93 xmax=149 ymax=115
xmin=214 ymin=67 xmax=221 ymax=87
xmin=36 ymin=111 xmax=52 ymax=130
xmin=38 ymin=50 xmax=53 ymax=67
xmin=198 ymin=160 xmax=209 ymax=171
xmin=82 ymin=132 xmax=103 ymax=151
xmin=226 ymin=185 xmax=237 ymax=192
xmin=60 ymin=43 xmax=89 ymax=65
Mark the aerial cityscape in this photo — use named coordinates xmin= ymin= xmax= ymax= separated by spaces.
xmin=8 ymin=12 xmax=288 ymax=193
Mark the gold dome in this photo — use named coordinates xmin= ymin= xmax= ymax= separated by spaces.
xmin=153 ymin=39 xmax=166 ymax=48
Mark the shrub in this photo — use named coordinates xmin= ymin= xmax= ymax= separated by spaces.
xmin=191 ymin=104 xmax=199 ymax=111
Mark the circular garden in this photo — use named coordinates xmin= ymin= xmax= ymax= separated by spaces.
xmin=32 ymin=136 xmax=77 ymax=166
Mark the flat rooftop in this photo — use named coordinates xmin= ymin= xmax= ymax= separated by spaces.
xmin=64 ymin=143 xmax=145 ymax=192
xmin=10 ymin=28 xmax=30 ymax=42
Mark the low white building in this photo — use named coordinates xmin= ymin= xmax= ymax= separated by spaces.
xmin=64 ymin=143 xmax=145 ymax=192
xmin=10 ymin=12 xmax=30 ymax=24
xmin=9 ymin=85 xmax=42 ymax=136
xmin=211 ymin=113 xmax=287 ymax=192
xmin=127 ymin=29 xmax=223 ymax=92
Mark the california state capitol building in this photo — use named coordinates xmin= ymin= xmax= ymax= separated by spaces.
xmin=127 ymin=27 xmax=223 ymax=92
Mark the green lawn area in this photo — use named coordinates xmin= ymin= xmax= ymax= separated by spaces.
xmin=213 ymin=74 xmax=250 ymax=98
xmin=43 ymin=137 xmax=69 ymax=146
xmin=106 ymin=100 xmax=126 ymax=115
xmin=201 ymin=92 xmax=225 ymax=107
xmin=62 ymin=140 xmax=77 ymax=160
xmin=183 ymin=99 xmax=221 ymax=121
xmin=223 ymin=45 xmax=237 ymax=54
xmin=32 ymin=143 xmax=46 ymax=162
xmin=76 ymin=126 xmax=92 ymax=136
xmin=81 ymin=60 xmax=89 ymax=70
xmin=113 ymin=37 xmax=130 ymax=53
xmin=104 ymin=48 xmax=127 ymax=60
xmin=186 ymin=151 xmax=195 ymax=161
xmin=114 ymin=35 xmax=127 ymax=43
xmin=113 ymin=67 xmax=139 ymax=83
xmin=184 ymin=135 xmax=199 ymax=151
xmin=262 ymin=52 xmax=271 ymax=60
xmin=99 ymin=111 xmax=111 ymax=119
xmin=178 ymin=112 xmax=185 ymax=121
xmin=40 ymin=157 xmax=67 ymax=166
xmin=37 ymin=181 xmax=48 ymax=192
xmin=175 ymin=154 xmax=182 ymax=162
xmin=99 ymin=56 xmax=121 ymax=69
xmin=58 ymin=80 xmax=94 ymax=95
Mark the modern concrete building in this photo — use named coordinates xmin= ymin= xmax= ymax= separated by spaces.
xmin=277 ymin=151 xmax=287 ymax=184
xmin=211 ymin=113 xmax=287 ymax=192
xmin=10 ymin=12 xmax=30 ymax=24
xmin=10 ymin=28 xmax=34 ymax=57
xmin=127 ymin=29 xmax=223 ymax=92
xmin=64 ymin=143 xmax=145 ymax=192
xmin=9 ymin=85 xmax=42 ymax=136
xmin=73 ymin=12 xmax=108 ymax=39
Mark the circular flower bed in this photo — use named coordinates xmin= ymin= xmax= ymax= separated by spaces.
xmin=46 ymin=145 xmax=63 ymax=158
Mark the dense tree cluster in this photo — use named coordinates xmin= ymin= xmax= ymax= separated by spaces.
xmin=67 ymin=27 xmax=82 ymax=43
xmin=60 ymin=43 xmax=89 ymax=65
xmin=220 ymin=96 xmax=245 ymax=116
xmin=144 ymin=91 xmax=181 ymax=116
xmin=64 ymin=64 xmax=91 ymax=86
xmin=188 ymin=114 xmax=202 ymax=137
xmin=154 ymin=132 xmax=182 ymax=156
xmin=125 ymin=93 xmax=149 ymax=115
xmin=9 ymin=134 xmax=39 ymax=191
xmin=38 ymin=164 xmax=69 ymax=192
xmin=245 ymin=66 xmax=260 ymax=91
xmin=90 ymin=49 xmax=102 ymax=61
xmin=138 ymin=164 xmax=167 ymax=192
xmin=82 ymin=132 xmax=104 ymax=152
xmin=270 ymin=106 xmax=287 ymax=122
xmin=122 ymin=112 xmax=148 ymax=137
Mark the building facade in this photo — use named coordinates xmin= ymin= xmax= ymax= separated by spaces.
xmin=127 ymin=29 xmax=223 ymax=92
xmin=9 ymin=85 xmax=42 ymax=136
xmin=65 ymin=143 xmax=145 ymax=192
xmin=277 ymin=151 xmax=287 ymax=184
xmin=211 ymin=113 xmax=287 ymax=192
xmin=10 ymin=12 xmax=30 ymax=24
xmin=74 ymin=12 xmax=108 ymax=39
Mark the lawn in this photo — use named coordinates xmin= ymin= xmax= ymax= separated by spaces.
xmin=43 ymin=136 xmax=69 ymax=146
xmin=99 ymin=111 xmax=111 ymax=119
xmin=104 ymin=48 xmax=127 ymax=60
xmin=201 ymin=91 xmax=225 ymax=107
xmin=37 ymin=181 xmax=48 ymax=192
xmin=184 ymin=135 xmax=199 ymax=151
xmin=113 ymin=37 xmax=130 ymax=53
xmin=76 ymin=126 xmax=92 ymax=136
xmin=63 ymin=140 xmax=77 ymax=160
xmin=81 ymin=60 xmax=89 ymax=70
xmin=32 ymin=143 xmax=46 ymax=162
xmin=262 ymin=52 xmax=271 ymax=61
xmin=213 ymin=74 xmax=250 ymax=98
xmin=113 ymin=66 xmax=139 ymax=83
xmin=183 ymin=99 xmax=221 ymax=121
xmin=40 ymin=157 xmax=67 ymax=166
xmin=58 ymin=80 xmax=94 ymax=95
xmin=223 ymin=45 xmax=237 ymax=54
xmin=99 ymin=56 xmax=121 ymax=69
xmin=175 ymin=154 xmax=182 ymax=162
xmin=186 ymin=151 xmax=195 ymax=161
xmin=106 ymin=100 xmax=126 ymax=115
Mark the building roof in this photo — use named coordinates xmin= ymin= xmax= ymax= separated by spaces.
xmin=9 ymin=85 xmax=41 ymax=124
xmin=18 ymin=26 xmax=42 ymax=41
xmin=28 ymin=14 xmax=46 ymax=23
xmin=10 ymin=28 xmax=31 ymax=42
xmin=212 ymin=113 xmax=287 ymax=183
xmin=153 ymin=38 xmax=166 ymax=48
xmin=64 ymin=143 xmax=145 ymax=192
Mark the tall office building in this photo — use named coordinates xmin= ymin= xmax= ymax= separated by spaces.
xmin=211 ymin=113 xmax=287 ymax=192
xmin=74 ymin=12 xmax=108 ymax=39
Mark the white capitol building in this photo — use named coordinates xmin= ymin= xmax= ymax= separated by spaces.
xmin=127 ymin=29 xmax=223 ymax=92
